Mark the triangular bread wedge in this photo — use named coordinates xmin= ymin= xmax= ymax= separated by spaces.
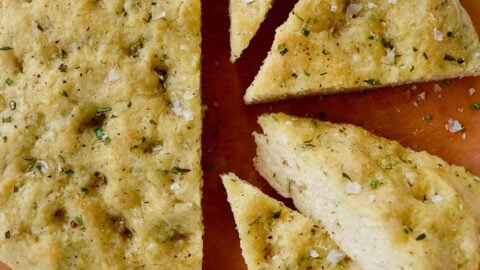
xmin=230 ymin=0 xmax=275 ymax=62
xmin=245 ymin=0 xmax=480 ymax=103
xmin=254 ymin=113 xmax=480 ymax=269
xmin=221 ymin=173 xmax=358 ymax=269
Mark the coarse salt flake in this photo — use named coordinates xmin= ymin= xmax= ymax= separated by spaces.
xmin=433 ymin=28 xmax=443 ymax=41
xmin=368 ymin=194 xmax=376 ymax=203
xmin=382 ymin=47 xmax=396 ymax=65
xmin=345 ymin=181 xmax=362 ymax=195
xmin=367 ymin=2 xmax=377 ymax=8
xmin=309 ymin=250 xmax=320 ymax=258
xmin=36 ymin=160 xmax=49 ymax=174
xmin=183 ymin=110 xmax=194 ymax=121
xmin=330 ymin=4 xmax=338 ymax=12
xmin=445 ymin=119 xmax=464 ymax=133
xmin=243 ymin=0 xmax=254 ymax=3
xmin=171 ymin=99 xmax=183 ymax=116
xmin=469 ymin=87 xmax=476 ymax=96
xmin=108 ymin=68 xmax=121 ymax=82
xmin=388 ymin=0 xmax=397 ymax=4
xmin=152 ymin=145 xmax=163 ymax=151
xmin=346 ymin=3 xmax=362 ymax=19
xmin=433 ymin=83 xmax=442 ymax=92
xmin=418 ymin=92 xmax=426 ymax=100
xmin=431 ymin=194 xmax=443 ymax=204
xmin=327 ymin=249 xmax=346 ymax=265
xmin=152 ymin=10 xmax=166 ymax=20
xmin=170 ymin=182 xmax=180 ymax=191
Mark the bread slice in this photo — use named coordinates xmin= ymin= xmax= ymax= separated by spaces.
xmin=230 ymin=0 xmax=275 ymax=62
xmin=254 ymin=113 xmax=480 ymax=269
xmin=221 ymin=173 xmax=358 ymax=269
xmin=0 ymin=1 xmax=202 ymax=269
xmin=245 ymin=0 xmax=480 ymax=103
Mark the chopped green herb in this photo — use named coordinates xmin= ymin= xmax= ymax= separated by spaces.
xmin=415 ymin=233 xmax=426 ymax=241
xmin=423 ymin=52 xmax=428 ymax=59
xmin=2 ymin=116 xmax=12 ymax=123
xmin=363 ymin=79 xmax=381 ymax=86
xmin=57 ymin=49 xmax=68 ymax=59
xmin=36 ymin=22 xmax=44 ymax=32
xmin=149 ymin=119 xmax=157 ymax=125
xmin=320 ymin=72 xmax=328 ymax=76
xmin=381 ymin=38 xmax=393 ymax=49
xmin=5 ymin=231 xmax=10 ymax=239
xmin=446 ymin=31 xmax=454 ymax=37
xmin=62 ymin=90 xmax=69 ymax=97
xmin=471 ymin=103 xmax=480 ymax=110
xmin=369 ymin=179 xmax=378 ymax=189
xmin=13 ymin=186 xmax=18 ymax=193
xmin=272 ymin=210 xmax=282 ymax=219
xmin=103 ymin=137 xmax=111 ymax=145
xmin=444 ymin=54 xmax=456 ymax=61
xmin=63 ymin=169 xmax=74 ymax=175
xmin=80 ymin=187 xmax=89 ymax=193
xmin=342 ymin=172 xmax=351 ymax=180
xmin=278 ymin=42 xmax=288 ymax=55
xmin=96 ymin=107 xmax=112 ymax=115
xmin=5 ymin=78 xmax=13 ymax=86
xmin=0 ymin=46 xmax=12 ymax=51
xmin=169 ymin=232 xmax=186 ymax=242
xmin=249 ymin=216 xmax=261 ymax=226
xmin=302 ymin=139 xmax=315 ymax=148
xmin=301 ymin=27 xmax=310 ymax=37
xmin=412 ymin=47 xmax=418 ymax=52
xmin=74 ymin=215 xmax=84 ymax=226
xmin=403 ymin=227 xmax=412 ymax=234
xmin=303 ymin=71 xmax=311 ymax=76
xmin=143 ymin=12 xmax=152 ymax=23
xmin=58 ymin=63 xmax=67 ymax=72
xmin=94 ymin=127 xmax=104 ymax=139
xmin=368 ymin=35 xmax=375 ymax=40
xmin=423 ymin=114 xmax=433 ymax=121
xmin=457 ymin=58 xmax=465 ymax=64
xmin=170 ymin=167 xmax=191 ymax=175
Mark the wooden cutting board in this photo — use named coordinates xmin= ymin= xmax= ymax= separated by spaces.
xmin=201 ymin=0 xmax=480 ymax=269
xmin=2 ymin=0 xmax=480 ymax=269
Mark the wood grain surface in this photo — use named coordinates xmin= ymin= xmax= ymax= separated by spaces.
xmin=2 ymin=0 xmax=480 ymax=269
xmin=201 ymin=0 xmax=480 ymax=269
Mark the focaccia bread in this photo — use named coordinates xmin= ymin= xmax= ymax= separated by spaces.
xmin=245 ymin=0 xmax=480 ymax=103
xmin=221 ymin=173 xmax=358 ymax=270
xmin=230 ymin=0 xmax=275 ymax=62
xmin=0 ymin=1 xmax=202 ymax=269
xmin=254 ymin=113 xmax=480 ymax=269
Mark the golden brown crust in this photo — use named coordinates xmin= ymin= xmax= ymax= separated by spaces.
xmin=245 ymin=0 xmax=480 ymax=103
xmin=0 ymin=1 xmax=202 ymax=269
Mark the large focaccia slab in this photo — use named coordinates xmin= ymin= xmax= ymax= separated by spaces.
xmin=245 ymin=0 xmax=480 ymax=103
xmin=229 ymin=0 xmax=275 ymax=62
xmin=221 ymin=173 xmax=358 ymax=270
xmin=0 ymin=1 xmax=202 ymax=269
xmin=254 ymin=113 xmax=480 ymax=269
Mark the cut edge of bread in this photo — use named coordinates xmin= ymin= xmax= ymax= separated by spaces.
xmin=253 ymin=112 xmax=480 ymax=269
xmin=221 ymin=173 xmax=359 ymax=270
